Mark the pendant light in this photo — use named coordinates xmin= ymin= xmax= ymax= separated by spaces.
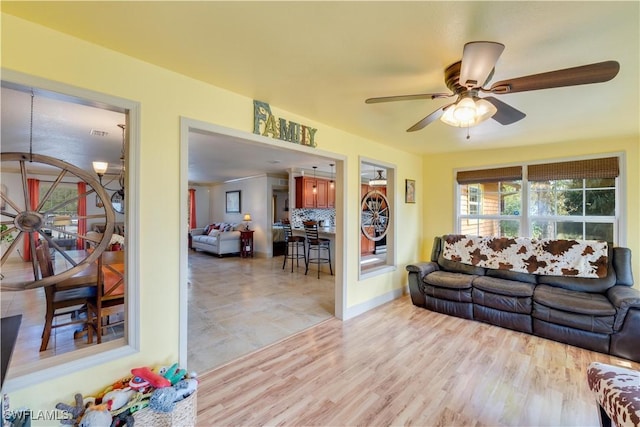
xmin=369 ymin=169 xmax=387 ymax=186
xmin=329 ymin=163 xmax=335 ymax=189
xmin=312 ymin=166 xmax=318 ymax=194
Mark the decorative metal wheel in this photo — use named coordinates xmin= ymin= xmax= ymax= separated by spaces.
xmin=1 ymin=152 xmax=115 ymax=291
xmin=361 ymin=189 xmax=389 ymax=242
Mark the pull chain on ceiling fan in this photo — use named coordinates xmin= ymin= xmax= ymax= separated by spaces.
xmin=365 ymin=41 xmax=620 ymax=133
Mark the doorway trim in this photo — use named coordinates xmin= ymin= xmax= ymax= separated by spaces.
xmin=178 ymin=117 xmax=347 ymax=366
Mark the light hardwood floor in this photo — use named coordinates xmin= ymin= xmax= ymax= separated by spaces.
xmin=196 ymin=294 xmax=640 ymax=426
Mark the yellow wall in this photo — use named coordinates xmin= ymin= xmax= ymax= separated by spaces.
xmin=1 ymin=13 xmax=422 ymax=411
xmin=423 ymin=136 xmax=640 ymax=281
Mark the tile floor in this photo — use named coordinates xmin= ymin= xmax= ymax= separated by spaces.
xmin=187 ymin=250 xmax=335 ymax=374
xmin=1 ymin=250 xmax=335 ymax=375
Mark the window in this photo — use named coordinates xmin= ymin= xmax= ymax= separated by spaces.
xmin=40 ymin=183 xmax=78 ymax=238
xmin=456 ymin=156 xmax=621 ymax=244
xmin=458 ymin=166 xmax=522 ymax=237
xmin=359 ymin=158 xmax=395 ymax=277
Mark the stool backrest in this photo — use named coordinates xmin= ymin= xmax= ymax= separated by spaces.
xmin=282 ymin=219 xmax=294 ymax=241
xmin=303 ymin=221 xmax=320 ymax=241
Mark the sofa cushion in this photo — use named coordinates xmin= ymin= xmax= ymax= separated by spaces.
xmin=486 ymin=268 xmax=537 ymax=284
xmin=423 ymin=271 xmax=476 ymax=289
xmin=423 ymin=284 xmax=472 ymax=303
xmin=472 ymin=288 xmax=532 ymax=314
xmin=208 ymin=229 xmax=220 ymax=237
xmin=437 ymin=253 xmax=486 ymax=276
xmin=192 ymin=235 xmax=218 ymax=245
xmin=534 ymin=285 xmax=616 ymax=316
xmin=473 ymin=276 xmax=535 ymax=297
xmin=533 ymin=303 xmax=614 ymax=334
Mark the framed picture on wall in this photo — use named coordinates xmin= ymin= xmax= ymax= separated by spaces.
xmin=405 ymin=179 xmax=416 ymax=203
xmin=226 ymin=190 xmax=241 ymax=213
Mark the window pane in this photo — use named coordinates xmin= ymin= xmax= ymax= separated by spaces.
xmin=461 ymin=219 xmax=520 ymax=237
xmin=531 ymin=220 xmax=553 ymax=239
xmin=498 ymin=220 xmax=520 ymax=238
xmin=501 ymin=193 xmax=521 ymax=215
xmin=585 ymin=189 xmax=615 ymax=216
xmin=586 ymin=223 xmax=614 ymax=243
xmin=586 ymin=178 xmax=615 ymax=188
xmin=558 ymin=179 xmax=583 ymax=190
xmin=460 ymin=219 xmax=479 ymax=235
xmin=559 ymin=189 xmax=583 ymax=216
xmin=530 ymin=188 xmax=555 ymax=215
xmin=556 ymin=222 xmax=583 ymax=239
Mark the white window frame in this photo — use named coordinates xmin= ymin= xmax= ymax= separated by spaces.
xmin=1 ymin=69 xmax=141 ymax=391
xmin=454 ymin=153 xmax=625 ymax=246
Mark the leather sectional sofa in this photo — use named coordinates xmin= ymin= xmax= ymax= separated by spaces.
xmin=406 ymin=235 xmax=640 ymax=362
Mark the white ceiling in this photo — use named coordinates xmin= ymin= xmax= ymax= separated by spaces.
xmin=2 ymin=1 xmax=639 ymax=183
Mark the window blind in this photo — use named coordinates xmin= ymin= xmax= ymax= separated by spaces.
xmin=456 ymin=166 xmax=522 ymax=184
xmin=528 ymin=157 xmax=619 ymax=181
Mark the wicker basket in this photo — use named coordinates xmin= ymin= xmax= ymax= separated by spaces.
xmin=132 ymin=390 xmax=197 ymax=426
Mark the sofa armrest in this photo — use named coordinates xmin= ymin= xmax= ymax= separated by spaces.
xmin=191 ymin=228 xmax=206 ymax=236
xmin=218 ymin=230 xmax=241 ymax=241
xmin=406 ymin=261 xmax=439 ymax=277
xmin=608 ymin=285 xmax=640 ymax=331
xmin=406 ymin=262 xmax=439 ymax=308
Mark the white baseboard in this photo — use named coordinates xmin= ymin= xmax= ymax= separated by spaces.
xmin=343 ymin=286 xmax=407 ymax=320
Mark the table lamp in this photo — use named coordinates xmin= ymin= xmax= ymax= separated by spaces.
xmin=243 ymin=213 xmax=252 ymax=231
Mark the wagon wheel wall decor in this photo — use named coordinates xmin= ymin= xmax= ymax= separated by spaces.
xmin=361 ymin=189 xmax=390 ymax=242
xmin=1 ymin=152 xmax=115 ymax=291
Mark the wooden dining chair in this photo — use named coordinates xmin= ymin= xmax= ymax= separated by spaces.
xmin=87 ymin=251 xmax=125 ymax=344
xmin=35 ymin=240 xmax=97 ymax=351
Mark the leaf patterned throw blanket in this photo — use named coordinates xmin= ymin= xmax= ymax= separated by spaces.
xmin=442 ymin=235 xmax=608 ymax=278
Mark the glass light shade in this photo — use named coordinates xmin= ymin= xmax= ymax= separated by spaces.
xmin=243 ymin=214 xmax=252 ymax=221
xmin=440 ymin=97 xmax=497 ymax=127
xmin=92 ymin=161 xmax=108 ymax=175
xmin=453 ymin=97 xmax=477 ymax=122
xmin=474 ymin=98 xmax=498 ymax=122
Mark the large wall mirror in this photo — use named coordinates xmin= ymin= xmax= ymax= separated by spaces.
xmin=0 ymin=72 xmax=139 ymax=389
xmin=359 ymin=158 xmax=395 ymax=277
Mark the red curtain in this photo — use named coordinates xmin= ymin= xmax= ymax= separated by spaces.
xmin=23 ymin=178 xmax=39 ymax=261
xmin=188 ymin=188 xmax=197 ymax=229
xmin=77 ymin=182 xmax=87 ymax=250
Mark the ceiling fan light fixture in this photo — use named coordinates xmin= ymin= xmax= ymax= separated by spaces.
xmin=440 ymin=97 xmax=497 ymax=128
xmin=474 ymin=98 xmax=497 ymax=122
xmin=453 ymin=97 xmax=477 ymax=122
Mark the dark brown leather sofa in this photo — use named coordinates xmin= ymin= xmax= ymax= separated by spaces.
xmin=406 ymin=235 xmax=640 ymax=362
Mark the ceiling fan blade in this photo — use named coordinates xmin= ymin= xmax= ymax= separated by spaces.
xmin=484 ymin=97 xmax=526 ymax=125
xmin=365 ymin=93 xmax=453 ymax=104
xmin=406 ymin=103 xmax=454 ymax=132
xmin=459 ymin=41 xmax=505 ymax=88
xmin=486 ymin=60 xmax=620 ymax=94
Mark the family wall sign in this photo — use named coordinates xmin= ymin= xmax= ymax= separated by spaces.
xmin=253 ymin=100 xmax=318 ymax=148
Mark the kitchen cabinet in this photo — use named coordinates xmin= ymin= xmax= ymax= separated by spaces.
xmin=295 ymin=176 xmax=334 ymax=209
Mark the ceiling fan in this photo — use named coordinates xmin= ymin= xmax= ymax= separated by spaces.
xmin=365 ymin=41 xmax=620 ymax=132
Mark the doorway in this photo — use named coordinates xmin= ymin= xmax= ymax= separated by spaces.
xmin=179 ymin=118 xmax=345 ymax=374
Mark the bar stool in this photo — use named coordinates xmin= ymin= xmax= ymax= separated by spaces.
xmin=282 ymin=220 xmax=306 ymax=272
xmin=303 ymin=221 xmax=333 ymax=279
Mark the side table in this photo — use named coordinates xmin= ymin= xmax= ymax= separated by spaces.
xmin=240 ymin=230 xmax=254 ymax=258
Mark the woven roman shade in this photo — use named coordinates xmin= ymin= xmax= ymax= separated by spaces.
xmin=456 ymin=166 xmax=522 ymax=184
xmin=528 ymin=157 xmax=619 ymax=182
